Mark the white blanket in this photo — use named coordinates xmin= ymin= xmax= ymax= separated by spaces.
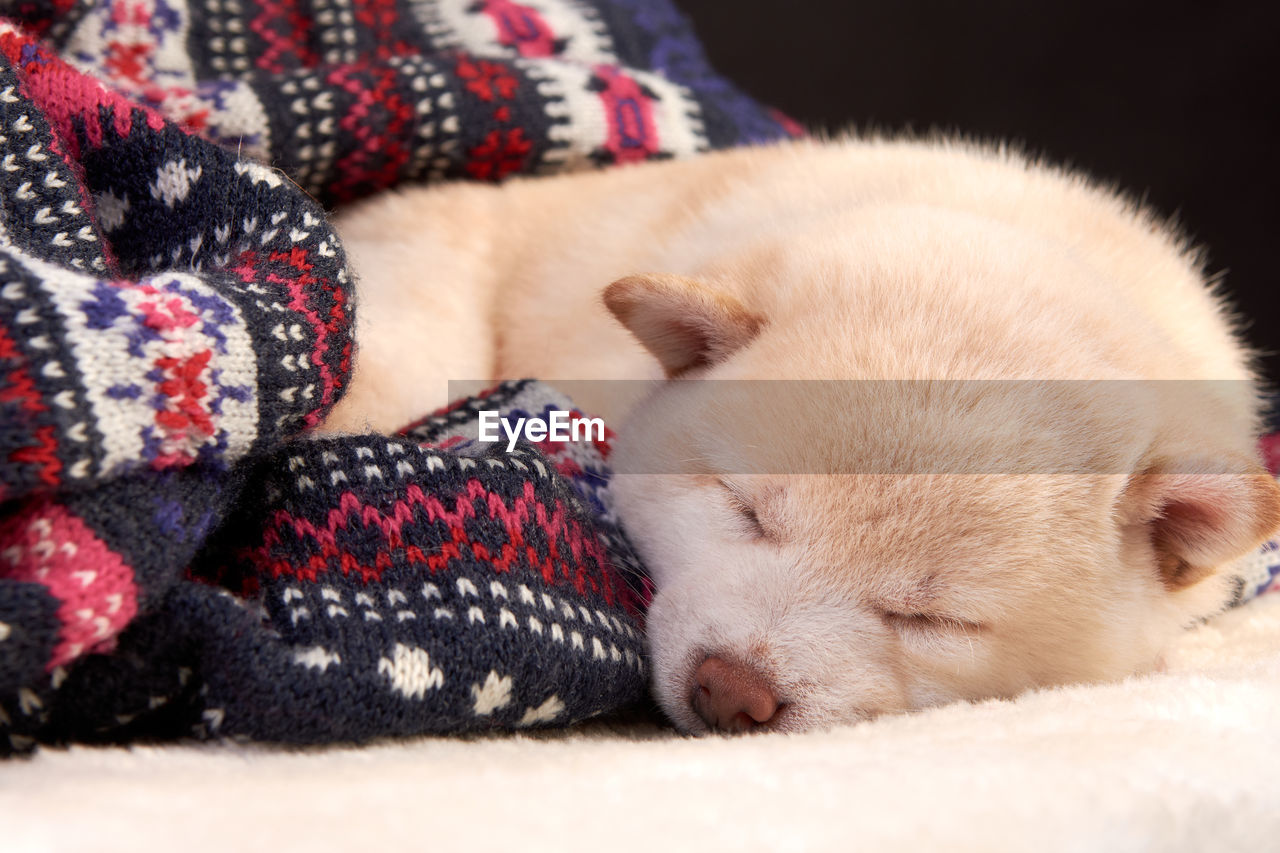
xmin=6 ymin=593 xmax=1280 ymax=853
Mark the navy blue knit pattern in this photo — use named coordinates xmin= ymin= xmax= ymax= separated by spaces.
xmin=0 ymin=0 xmax=763 ymax=753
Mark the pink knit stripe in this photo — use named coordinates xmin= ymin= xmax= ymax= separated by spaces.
xmin=0 ymin=499 xmax=140 ymax=670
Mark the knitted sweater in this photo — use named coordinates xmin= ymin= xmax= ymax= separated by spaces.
xmin=0 ymin=0 xmax=791 ymax=753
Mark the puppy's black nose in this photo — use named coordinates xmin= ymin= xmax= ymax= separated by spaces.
xmin=692 ymin=656 xmax=780 ymax=732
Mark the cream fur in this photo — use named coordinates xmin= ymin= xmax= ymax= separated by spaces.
xmin=325 ymin=137 xmax=1280 ymax=732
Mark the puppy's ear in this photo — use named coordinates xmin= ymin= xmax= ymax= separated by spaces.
xmin=1121 ymin=457 xmax=1280 ymax=590
xmin=603 ymin=273 xmax=764 ymax=376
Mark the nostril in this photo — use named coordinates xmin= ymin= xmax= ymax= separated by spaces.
xmin=691 ymin=655 xmax=781 ymax=732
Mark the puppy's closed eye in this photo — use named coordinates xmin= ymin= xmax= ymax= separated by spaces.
xmin=718 ymin=479 xmax=776 ymax=541
xmin=879 ymin=608 xmax=985 ymax=635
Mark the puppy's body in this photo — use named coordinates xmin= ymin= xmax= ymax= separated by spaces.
xmin=327 ymin=138 xmax=1280 ymax=732
xmin=327 ymin=139 xmax=1250 ymax=427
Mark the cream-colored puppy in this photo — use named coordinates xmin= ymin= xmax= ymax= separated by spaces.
xmin=325 ymin=138 xmax=1280 ymax=733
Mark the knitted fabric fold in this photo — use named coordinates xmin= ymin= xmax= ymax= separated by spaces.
xmin=0 ymin=26 xmax=358 ymax=751
xmin=16 ymin=382 xmax=650 ymax=748
xmin=0 ymin=0 xmax=787 ymax=751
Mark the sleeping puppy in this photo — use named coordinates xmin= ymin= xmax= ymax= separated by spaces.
xmin=323 ymin=137 xmax=1280 ymax=733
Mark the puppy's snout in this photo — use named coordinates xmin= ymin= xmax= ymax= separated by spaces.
xmin=692 ymin=656 xmax=781 ymax=733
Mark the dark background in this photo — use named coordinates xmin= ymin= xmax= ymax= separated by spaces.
xmin=674 ymin=0 xmax=1279 ymax=385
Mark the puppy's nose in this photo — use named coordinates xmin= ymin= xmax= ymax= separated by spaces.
xmin=692 ymin=656 xmax=781 ymax=732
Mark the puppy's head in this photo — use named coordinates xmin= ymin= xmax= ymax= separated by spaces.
xmin=603 ymin=271 xmax=1280 ymax=734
